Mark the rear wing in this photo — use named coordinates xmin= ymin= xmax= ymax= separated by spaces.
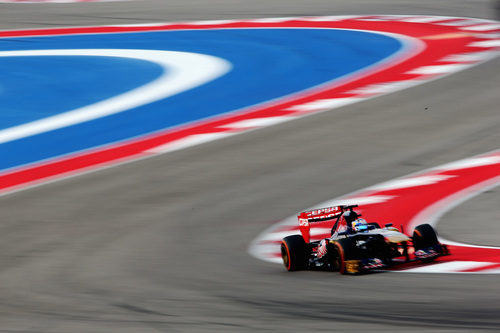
xmin=297 ymin=205 xmax=358 ymax=242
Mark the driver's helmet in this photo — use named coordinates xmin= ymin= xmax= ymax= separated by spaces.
xmin=343 ymin=210 xmax=359 ymax=224
xmin=352 ymin=218 xmax=369 ymax=232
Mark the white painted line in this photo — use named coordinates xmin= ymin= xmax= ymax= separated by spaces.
xmin=145 ymin=132 xmax=235 ymax=154
xmin=0 ymin=49 xmax=232 ymax=144
xmin=441 ymin=51 xmax=499 ymax=62
xmin=439 ymin=237 xmax=500 ymax=250
xmin=357 ymin=16 xmax=418 ymax=22
xmin=402 ymin=261 xmax=490 ymax=273
xmin=110 ymin=23 xmax=171 ymax=28
xmin=220 ymin=116 xmax=295 ymax=129
xmin=349 ymin=80 xmax=422 ymax=95
xmin=460 ymin=24 xmax=500 ymax=31
xmin=407 ymin=64 xmax=473 ymax=75
xmin=366 ymin=175 xmax=455 ymax=192
xmin=436 ymin=19 xmax=491 ymax=26
xmin=287 ymin=97 xmax=364 ymax=112
xmin=400 ymin=16 xmax=457 ymax=23
xmin=248 ymin=17 xmax=298 ymax=23
xmin=301 ymin=15 xmax=360 ymax=22
xmin=468 ymin=40 xmax=500 ymax=47
xmin=189 ymin=20 xmax=237 ymax=25
xmin=432 ymin=156 xmax=500 ymax=171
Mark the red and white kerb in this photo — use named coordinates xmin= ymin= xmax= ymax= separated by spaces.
xmin=0 ymin=15 xmax=499 ymax=198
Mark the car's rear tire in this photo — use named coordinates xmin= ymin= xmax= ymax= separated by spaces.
xmin=281 ymin=235 xmax=308 ymax=271
xmin=332 ymin=238 xmax=357 ymax=274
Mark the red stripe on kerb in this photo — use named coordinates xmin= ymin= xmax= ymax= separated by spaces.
xmin=1 ymin=16 xmax=498 ymax=195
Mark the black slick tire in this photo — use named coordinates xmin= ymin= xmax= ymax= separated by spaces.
xmin=332 ymin=238 xmax=357 ymax=274
xmin=281 ymin=235 xmax=308 ymax=271
xmin=413 ymin=224 xmax=442 ymax=261
xmin=413 ymin=224 xmax=439 ymax=250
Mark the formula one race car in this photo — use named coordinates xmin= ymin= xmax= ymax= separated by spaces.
xmin=280 ymin=205 xmax=449 ymax=274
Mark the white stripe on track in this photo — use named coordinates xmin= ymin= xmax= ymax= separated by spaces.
xmin=400 ymin=16 xmax=458 ymax=23
xmin=189 ymin=20 xmax=237 ymax=25
xmin=460 ymin=24 xmax=500 ymax=31
xmin=441 ymin=51 xmax=499 ymax=62
xmin=220 ymin=116 xmax=295 ymax=129
xmin=287 ymin=98 xmax=365 ymax=112
xmin=145 ymin=133 xmax=236 ymax=154
xmin=407 ymin=64 xmax=473 ymax=75
xmin=0 ymin=49 xmax=232 ymax=144
xmin=365 ymin=175 xmax=455 ymax=192
xmin=432 ymin=156 xmax=500 ymax=171
xmin=300 ymin=16 xmax=361 ymax=22
xmin=435 ymin=19 xmax=491 ymax=26
xmin=468 ymin=40 xmax=500 ymax=47
xmin=248 ymin=17 xmax=299 ymax=23
xmin=401 ymin=261 xmax=494 ymax=273
xmin=348 ymin=80 xmax=423 ymax=95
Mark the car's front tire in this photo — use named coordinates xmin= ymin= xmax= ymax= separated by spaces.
xmin=413 ymin=224 xmax=442 ymax=261
xmin=413 ymin=224 xmax=439 ymax=248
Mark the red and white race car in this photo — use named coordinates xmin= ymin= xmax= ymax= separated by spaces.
xmin=281 ymin=205 xmax=449 ymax=274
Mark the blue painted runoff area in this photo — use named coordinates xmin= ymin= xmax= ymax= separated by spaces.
xmin=0 ymin=28 xmax=403 ymax=171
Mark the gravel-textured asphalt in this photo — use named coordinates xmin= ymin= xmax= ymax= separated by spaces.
xmin=0 ymin=1 xmax=499 ymax=332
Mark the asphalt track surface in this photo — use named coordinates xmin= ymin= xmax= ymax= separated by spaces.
xmin=0 ymin=1 xmax=499 ymax=332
